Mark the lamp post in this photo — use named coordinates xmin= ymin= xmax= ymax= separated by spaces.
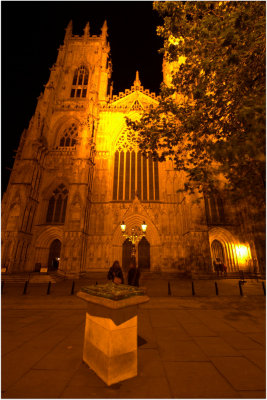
xmin=120 ymin=221 xmax=147 ymax=257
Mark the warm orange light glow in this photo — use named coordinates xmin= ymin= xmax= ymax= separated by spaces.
xmin=141 ymin=221 xmax=147 ymax=233
xmin=235 ymin=244 xmax=251 ymax=266
xmin=120 ymin=221 xmax=126 ymax=233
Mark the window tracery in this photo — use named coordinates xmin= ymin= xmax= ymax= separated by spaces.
xmin=46 ymin=184 xmax=68 ymax=224
xmin=59 ymin=123 xmax=78 ymax=147
xmin=70 ymin=66 xmax=89 ymax=98
xmin=113 ymin=131 xmax=159 ymax=201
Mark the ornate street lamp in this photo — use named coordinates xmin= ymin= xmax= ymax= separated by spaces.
xmin=120 ymin=221 xmax=147 ymax=256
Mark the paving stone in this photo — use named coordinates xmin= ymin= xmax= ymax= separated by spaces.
xmin=2 ymin=287 xmax=265 ymax=398
xmin=3 ymin=369 xmax=74 ymax=399
xmin=149 ymin=309 xmax=181 ymax=327
xmin=180 ymin=321 xmax=218 ymax=337
xmin=163 ymin=361 xmax=239 ymax=398
xmin=237 ymin=390 xmax=266 ymax=398
xmin=137 ymin=310 xmax=157 ymax=349
xmin=117 ymin=375 xmax=172 ymax=398
xmin=33 ymin=341 xmax=83 ymax=371
xmin=239 ymin=349 xmax=266 ymax=371
xmin=190 ymin=311 xmax=237 ymax=332
xmin=193 ymin=336 xmax=240 ymax=356
xmin=154 ymin=325 xmax=190 ymax=342
xmin=248 ymin=332 xmax=266 ymax=346
xmin=138 ymin=348 xmax=165 ymax=377
xmin=211 ymin=356 xmax=266 ymax=391
xmin=221 ymin=331 xmax=264 ymax=350
xmin=158 ymin=339 xmax=208 ymax=361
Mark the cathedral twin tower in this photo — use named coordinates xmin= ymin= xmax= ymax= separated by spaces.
xmin=1 ymin=21 xmax=257 ymax=276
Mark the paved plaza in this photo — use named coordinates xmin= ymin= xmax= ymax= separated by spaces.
xmin=1 ymin=276 xmax=266 ymax=398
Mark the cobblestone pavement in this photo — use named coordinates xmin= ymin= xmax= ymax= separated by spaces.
xmin=1 ymin=278 xmax=266 ymax=399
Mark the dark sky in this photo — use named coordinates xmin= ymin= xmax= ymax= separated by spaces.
xmin=1 ymin=1 xmax=163 ymax=195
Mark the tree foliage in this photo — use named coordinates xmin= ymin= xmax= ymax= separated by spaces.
xmin=127 ymin=1 xmax=266 ymax=204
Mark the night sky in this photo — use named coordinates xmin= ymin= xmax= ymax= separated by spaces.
xmin=2 ymin=1 xmax=163 ymax=195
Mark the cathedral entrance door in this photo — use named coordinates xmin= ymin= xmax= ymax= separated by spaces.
xmin=211 ymin=239 xmax=224 ymax=266
xmin=138 ymin=237 xmax=150 ymax=270
xmin=122 ymin=239 xmax=133 ymax=271
xmin=48 ymin=239 xmax=61 ymax=271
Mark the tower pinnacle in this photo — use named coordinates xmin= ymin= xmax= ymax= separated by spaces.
xmin=134 ymin=71 xmax=141 ymax=87
xmin=101 ymin=20 xmax=108 ymax=39
xmin=84 ymin=22 xmax=90 ymax=37
xmin=64 ymin=20 xmax=73 ymax=42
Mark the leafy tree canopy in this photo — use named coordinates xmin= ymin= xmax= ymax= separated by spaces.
xmin=127 ymin=1 xmax=266 ymax=205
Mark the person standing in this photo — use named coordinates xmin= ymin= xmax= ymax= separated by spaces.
xmin=107 ymin=261 xmax=124 ymax=284
xmin=127 ymin=258 xmax=140 ymax=287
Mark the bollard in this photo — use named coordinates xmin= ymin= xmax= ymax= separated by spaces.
xmin=262 ymin=282 xmax=266 ymax=296
xmin=1 ymin=281 xmax=4 ymax=295
xmin=192 ymin=281 xmax=195 ymax=296
xmin=215 ymin=281 xmax=219 ymax=296
xmin=168 ymin=281 xmax=171 ymax=296
xmin=47 ymin=281 xmax=51 ymax=295
xmin=23 ymin=280 xmax=29 ymax=295
xmin=71 ymin=280 xmax=75 ymax=295
xmin=239 ymin=281 xmax=243 ymax=296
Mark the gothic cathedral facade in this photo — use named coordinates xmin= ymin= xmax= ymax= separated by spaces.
xmin=2 ymin=21 xmax=261 ymax=277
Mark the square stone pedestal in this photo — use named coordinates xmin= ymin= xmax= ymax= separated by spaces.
xmin=77 ymin=287 xmax=149 ymax=386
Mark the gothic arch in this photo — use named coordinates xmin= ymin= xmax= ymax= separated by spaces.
xmin=50 ymin=116 xmax=81 ymax=148
xmin=111 ymin=214 xmax=161 ymax=271
xmin=208 ymin=227 xmax=246 ymax=272
xmin=35 ymin=226 xmax=64 ymax=249
xmin=112 ymin=214 xmax=160 ymax=247
xmin=41 ymin=178 xmax=70 ymax=201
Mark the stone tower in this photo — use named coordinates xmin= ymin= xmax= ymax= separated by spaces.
xmin=2 ymin=21 xmax=111 ymax=275
xmin=2 ymin=21 xmax=260 ymax=277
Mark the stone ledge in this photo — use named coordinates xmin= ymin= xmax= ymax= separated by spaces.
xmin=77 ymin=290 xmax=149 ymax=309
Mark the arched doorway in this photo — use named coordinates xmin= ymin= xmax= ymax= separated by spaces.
xmin=138 ymin=237 xmax=150 ymax=270
xmin=211 ymin=239 xmax=224 ymax=267
xmin=48 ymin=239 xmax=61 ymax=271
xmin=122 ymin=239 xmax=133 ymax=271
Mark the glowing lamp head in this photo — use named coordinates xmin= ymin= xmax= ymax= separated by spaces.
xmin=141 ymin=221 xmax=147 ymax=233
xmin=120 ymin=221 xmax=126 ymax=233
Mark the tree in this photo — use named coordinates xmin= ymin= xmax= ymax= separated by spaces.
xmin=127 ymin=1 xmax=266 ymax=205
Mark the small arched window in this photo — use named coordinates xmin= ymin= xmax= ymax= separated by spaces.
xmin=70 ymin=66 xmax=89 ymax=98
xmin=59 ymin=123 xmax=78 ymax=147
xmin=46 ymin=184 xmax=68 ymax=224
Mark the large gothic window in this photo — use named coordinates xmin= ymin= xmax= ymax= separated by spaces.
xmin=59 ymin=123 xmax=78 ymax=147
xmin=70 ymin=66 xmax=89 ymax=98
xmin=46 ymin=184 xmax=68 ymax=224
xmin=112 ymin=131 xmax=159 ymax=201
xmin=204 ymin=193 xmax=225 ymax=225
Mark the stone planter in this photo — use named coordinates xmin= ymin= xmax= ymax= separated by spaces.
xmin=77 ymin=283 xmax=149 ymax=386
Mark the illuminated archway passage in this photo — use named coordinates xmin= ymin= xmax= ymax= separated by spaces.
xmin=48 ymin=239 xmax=61 ymax=271
xmin=211 ymin=239 xmax=224 ymax=268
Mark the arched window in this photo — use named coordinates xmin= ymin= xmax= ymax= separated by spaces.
xmin=204 ymin=193 xmax=225 ymax=225
xmin=70 ymin=66 xmax=89 ymax=98
xmin=112 ymin=131 xmax=159 ymax=201
xmin=46 ymin=184 xmax=68 ymax=224
xmin=59 ymin=123 xmax=78 ymax=147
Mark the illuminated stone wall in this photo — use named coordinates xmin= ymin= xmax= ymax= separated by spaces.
xmin=1 ymin=21 xmax=261 ymax=276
